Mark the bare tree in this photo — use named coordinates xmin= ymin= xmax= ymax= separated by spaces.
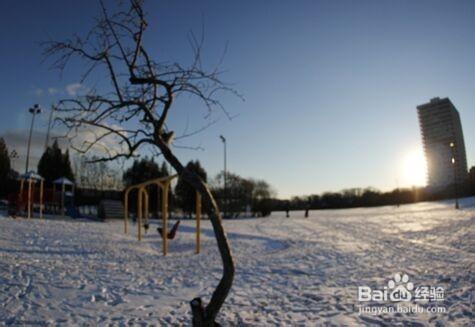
xmin=44 ymin=1 xmax=240 ymax=325
xmin=73 ymin=155 xmax=124 ymax=190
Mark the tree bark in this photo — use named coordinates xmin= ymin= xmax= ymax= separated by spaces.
xmin=154 ymin=135 xmax=235 ymax=326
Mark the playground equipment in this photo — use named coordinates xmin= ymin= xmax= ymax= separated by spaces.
xmin=19 ymin=172 xmax=44 ymax=219
xmin=157 ymin=220 xmax=181 ymax=239
xmin=124 ymin=175 xmax=202 ymax=255
xmin=53 ymin=177 xmax=75 ymax=218
xmin=11 ymin=174 xmax=80 ymax=219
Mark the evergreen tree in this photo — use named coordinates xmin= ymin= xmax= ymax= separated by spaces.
xmin=175 ymin=160 xmax=207 ymax=217
xmin=159 ymin=161 xmax=170 ymax=177
xmin=62 ymin=150 xmax=75 ymax=181
xmin=122 ymin=157 xmax=165 ymax=186
xmin=37 ymin=140 xmax=75 ymax=182
xmin=0 ymin=138 xmax=11 ymax=197
xmin=122 ymin=157 xmax=171 ymax=213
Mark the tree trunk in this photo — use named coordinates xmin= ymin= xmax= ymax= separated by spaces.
xmin=154 ymin=136 xmax=235 ymax=326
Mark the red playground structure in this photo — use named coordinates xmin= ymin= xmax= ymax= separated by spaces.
xmin=8 ymin=172 xmax=45 ymax=219
xmin=8 ymin=173 xmax=76 ymax=219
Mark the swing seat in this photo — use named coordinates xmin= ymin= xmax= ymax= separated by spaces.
xmin=157 ymin=220 xmax=181 ymax=240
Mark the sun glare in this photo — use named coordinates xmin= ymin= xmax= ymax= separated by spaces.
xmin=402 ymin=150 xmax=427 ymax=187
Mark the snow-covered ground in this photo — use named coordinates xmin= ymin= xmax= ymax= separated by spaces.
xmin=1 ymin=197 xmax=473 ymax=326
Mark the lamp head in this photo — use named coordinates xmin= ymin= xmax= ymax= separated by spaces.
xmin=9 ymin=150 xmax=18 ymax=159
xmin=220 ymin=135 xmax=226 ymax=143
xmin=29 ymin=104 xmax=42 ymax=114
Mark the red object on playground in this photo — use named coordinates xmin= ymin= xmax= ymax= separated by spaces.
xmin=7 ymin=193 xmax=24 ymax=217
xmin=157 ymin=220 xmax=181 ymax=240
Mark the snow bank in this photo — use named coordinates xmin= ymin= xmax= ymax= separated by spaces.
xmin=0 ymin=197 xmax=473 ymax=325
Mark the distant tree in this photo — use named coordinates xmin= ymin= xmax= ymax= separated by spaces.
xmin=160 ymin=162 xmax=170 ymax=177
xmin=122 ymin=157 xmax=168 ymax=186
xmin=320 ymin=192 xmax=344 ymax=208
xmin=250 ymin=179 xmax=275 ymax=217
xmin=0 ymin=138 xmax=11 ymax=197
xmin=211 ymin=173 xmax=275 ymax=217
xmin=360 ymin=187 xmax=381 ymax=207
xmin=250 ymin=179 xmax=274 ymax=200
xmin=212 ymin=171 xmax=250 ymax=216
xmin=73 ymin=155 xmax=123 ymax=190
xmin=38 ymin=140 xmax=61 ymax=181
xmin=62 ymin=150 xmax=75 ymax=181
xmin=175 ymin=160 xmax=207 ymax=217
xmin=308 ymin=195 xmax=320 ymax=209
xmin=469 ymin=166 xmax=475 ymax=194
xmin=37 ymin=140 xmax=75 ymax=182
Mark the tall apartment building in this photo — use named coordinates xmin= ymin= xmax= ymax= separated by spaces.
xmin=417 ymin=97 xmax=468 ymax=189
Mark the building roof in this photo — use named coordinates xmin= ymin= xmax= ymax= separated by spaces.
xmin=53 ymin=177 xmax=74 ymax=185
xmin=20 ymin=171 xmax=44 ymax=180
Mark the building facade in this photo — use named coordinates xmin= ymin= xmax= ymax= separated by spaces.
xmin=417 ymin=97 xmax=468 ymax=189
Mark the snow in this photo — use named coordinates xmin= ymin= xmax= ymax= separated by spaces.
xmin=0 ymin=197 xmax=473 ymax=325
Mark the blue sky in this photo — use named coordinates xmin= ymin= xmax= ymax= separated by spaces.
xmin=0 ymin=0 xmax=474 ymax=198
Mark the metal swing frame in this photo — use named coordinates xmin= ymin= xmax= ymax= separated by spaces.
xmin=123 ymin=175 xmax=202 ymax=255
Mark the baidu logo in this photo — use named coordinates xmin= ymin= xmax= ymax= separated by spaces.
xmin=357 ymin=273 xmax=446 ymax=315
xmin=387 ymin=273 xmax=414 ymax=301
xmin=359 ymin=273 xmax=415 ymax=302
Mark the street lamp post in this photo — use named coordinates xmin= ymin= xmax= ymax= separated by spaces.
xmin=450 ymin=142 xmax=459 ymax=209
xmin=25 ymin=104 xmax=42 ymax=174
xmin=220 ymin=135 xmax=227 ymax=218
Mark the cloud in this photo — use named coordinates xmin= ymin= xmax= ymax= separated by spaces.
xmin=48 ymin=87 xmax=59 ymax=95
xmin=0 ymin=129 xmax=68 ymax=173
xmin=66 ymin=83 xmax=82 ymax=96
xmin=30 ymin=84 xmax=83 ymax=98
xmin=1 ymin=123 xmax=132 ymax=173
xmin=70 ymin=124 xmax=129 ymax=159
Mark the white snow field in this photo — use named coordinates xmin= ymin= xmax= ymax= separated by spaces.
xmin=1 ymin=197 xmax=473 ymax=326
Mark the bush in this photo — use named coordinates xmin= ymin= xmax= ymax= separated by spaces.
xmin=254 ymin=198 xmax=272 ymax=217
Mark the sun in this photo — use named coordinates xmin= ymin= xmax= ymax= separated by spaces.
xmin=402 ymin=149 xmax=427 ymax=187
